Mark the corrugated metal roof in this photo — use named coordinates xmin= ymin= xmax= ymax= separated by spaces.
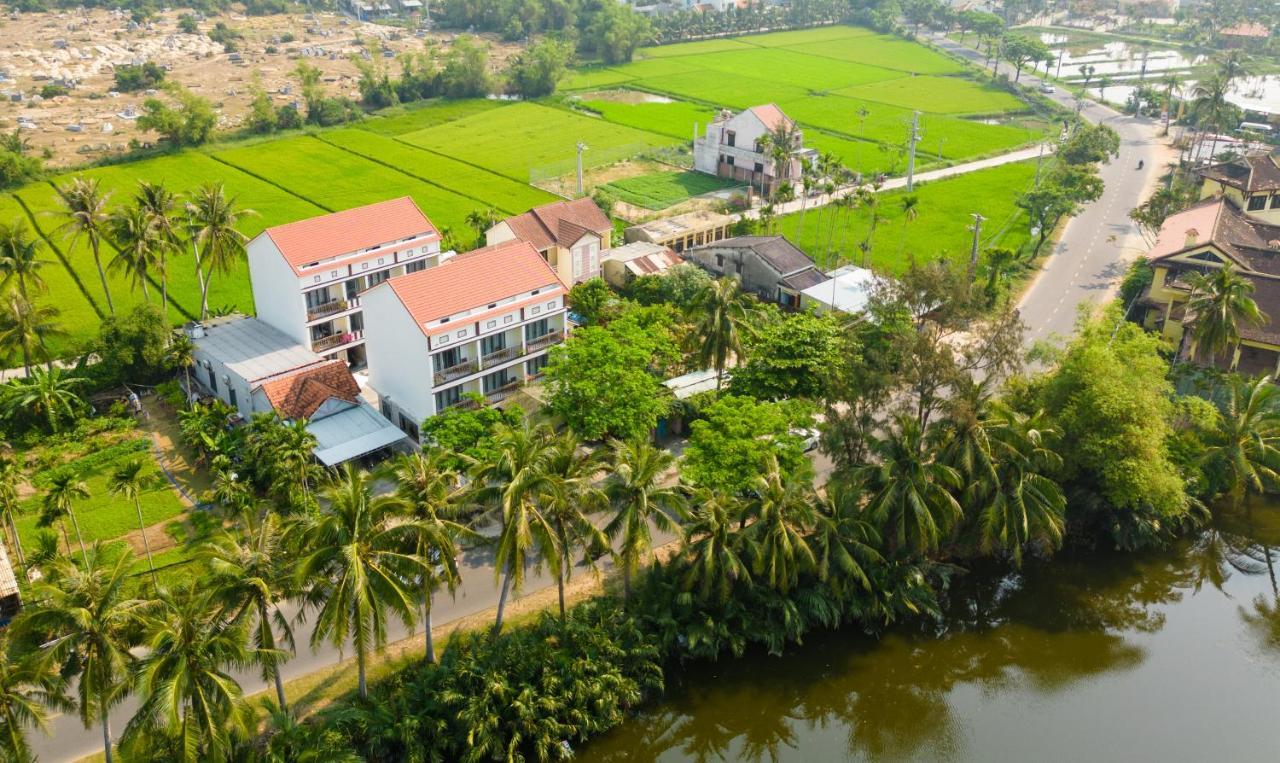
xmin=193 ymin=315 xmax=326 ymax=385
xmin=309 ymin=400 xmax=410 ymax=466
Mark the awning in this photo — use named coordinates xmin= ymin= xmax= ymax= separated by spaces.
xmin=308 ymin=401 xmax=410 ymax=466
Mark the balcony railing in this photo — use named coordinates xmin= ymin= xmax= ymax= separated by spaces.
xmin=484 ymin=380 xmax=521 ymax=404
xmin=525 ymin=329 xmax=564 ymax=353
xmin=446 ymin=396 xmax=481 ymax=411
xmin=312 ymin=330 xmax=362 ymax=352
xmin=433 ymin=359 xmax=478 ymax=385
xmin=306 ymin=298 xmax=351 ymax=322
xmin=481 ymin=345 xmax=521 ymax=368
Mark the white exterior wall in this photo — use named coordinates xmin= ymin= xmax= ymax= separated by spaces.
xmin=694 ymin=111 xmax=771 ymax=175
xmin=191 ymin=346 xmax=271 ymax=419
xmin=485 ymin=221 xmax=518 ymax=247
xmin=362 ymin=284 xmax=436 ymax=430
xmin=568 ymin=235 xmax=601 ymax=283
xmin=247 ymin=237 xmax=309 ymax=348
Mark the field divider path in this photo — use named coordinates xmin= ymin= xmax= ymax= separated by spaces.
xmin=311 ymin=134 xmax=521 ymax=216
xmin=205 ymin=154 xmax=337 ymax=214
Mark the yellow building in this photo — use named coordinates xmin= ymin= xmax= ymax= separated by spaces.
xmin=1198 ymin=149 xmax=1280 ymax=226
xmin=486 ymin=198 xmax=613 ymax=286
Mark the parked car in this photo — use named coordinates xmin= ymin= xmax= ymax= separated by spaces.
xmin=1039 ymin=82 xmax=1056 ymax=94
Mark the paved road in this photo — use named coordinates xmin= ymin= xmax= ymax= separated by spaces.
xmin=930 ymin=35 xmax=1164 ymax=344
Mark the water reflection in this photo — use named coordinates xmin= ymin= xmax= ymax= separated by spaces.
xmin=585 ymin=507 xmax=1280 ymax=761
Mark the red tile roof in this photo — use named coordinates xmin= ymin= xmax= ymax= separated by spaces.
xmin=263 ymin=197 xmax=439 ymax=274
xmin=499 ymin=198 xmax=611 ymax=252
xmin=748 ymin=104 xmax=795 ymax=132
xmin=382 ymin=239 xmax=566 ymax=329
xmin=1222 ymin=22 xmax=1269 ymax=37
xmin=259 ymin=359 xmax=360 ymax=420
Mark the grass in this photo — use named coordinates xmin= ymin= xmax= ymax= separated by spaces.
xmin=683 ymin=48 xmax=904 ymax=92
xmin=637 ymin=37 xmax=758 ymax=58
xmin=399 ymin=102 xmax=679 ymax=182
xmin=355 ymin=98 xmax=508 ymax=136
xmin=635 ymin=70 xmax=810 ymax=109
xmin=574 ymin=98 xmax=718 ymax=140
xmin=837 ymin=75 xmax=1026 ymax=115
xmin=775 ymin=160 xmax=1038 ymax=274
xmin=785 ymin=34 xmax=966 ymax=74
xmin=601 ymin=171 xmax=740 ymax=210
xmin=13 ymin=443 xmax=187 ymax=551
xmin=737 ymin=25 xmax=878 ymax=48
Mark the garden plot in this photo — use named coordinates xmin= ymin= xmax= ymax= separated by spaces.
xmin=601 ymin=171 xmax=740 ymax=211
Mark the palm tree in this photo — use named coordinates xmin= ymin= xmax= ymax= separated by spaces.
xmin=388 ymin=449 xmax=474 ymax=661
xmin=604 ymin=438 xmax=685 ymax=602
xmin=107 ymin=459 xmax=160 ymax=588
xmin=1205 ymin=375 xmax=1280 ymax=512
xmin=0 ymin=293 xmax=63 ymax=375
xmin=107 ymin=203 xmax=160 ymax=302
xmin=540 ymin=432 xmax=608 ymax=619
xmin=0 ymin=456 xmax=27 ymax=580
xmin=296 ymin=464 xmax=425 ymax=699
xmin=745 ymin=454 xmax=816 ymax=594
xmin=186 ymin=184 xmax=254 ymax=320
xmin=41 ymin=472 xmax=89 ymax=559
xmin=134 ymin=181 xmax=181 ymax=315
xmin=898 ymin=193 xmax=920 ymax=255
xmin=123 ymin=585 xmax=255 ymax=761
xmin=811 ymin=480 xmax=881 ymax=597
xmin=3 ymin=365 xmax=84 ymax=433
xmin=18 ymin=544 xmax=149 ymax=763
xmin=981 ymin=247 xmax=1020 ymax=305
xmin=0 ymin=220 xmax=49 ymax=301
xmin=1097 ymin=75 xmax=1113 ymax=101
xmin=54 ymin=177 xmax=115 ymax=314
xmin=857 ymin=186 xmax=881 ymax=268
xmin=857 ymin=415 xmax=963 ymax=558
xmin=680 ymin=487 xmax=750 ymax=603
xmin=1190 ymin=75 xmax=1233 ymax=164
xmin=199 ymin=515 xmax=295 ymax=710
xmin=468 ymin=419 xmax=555 ymax=633
xmin=976 ymin=405 xmax=1067 ymax=566
xmin=0 ymin=631 xmax=71 ymax=763
xmin=1186 ymin=265 xmax=1267 ymax=365
xmin=688 ymin=276 xmax=755 ymax=391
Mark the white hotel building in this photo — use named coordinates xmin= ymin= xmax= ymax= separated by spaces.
xmin=363 ymin=239 xmax=569 ymax=439
xmin=246 ymin=197 xmax=449 ymax=369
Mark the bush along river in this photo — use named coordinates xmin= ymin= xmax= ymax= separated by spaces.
xmin=584 ymin=502 xmax=1280 ymax=761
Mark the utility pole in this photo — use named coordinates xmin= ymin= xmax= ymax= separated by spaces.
xmin=575 ymin=141 xmax=587 ymax=197
xmin=905 ymin=111 xmax=921 ymax=192
xmin=967 ymin=213 xmax=985 ymax=285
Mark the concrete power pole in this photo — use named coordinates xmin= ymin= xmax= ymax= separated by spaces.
xmin=905 ymin=111 xmax=921 ymax=192
xmin=967 ymin=213 xmax=986 ymax=285
xmin=575 ymin=142 xmax=587 ymax=197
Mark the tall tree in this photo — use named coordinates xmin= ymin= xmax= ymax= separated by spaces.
xmin=604 ymin=438 xmax=684 ymax=601
xmin=54 ymin=177 xmax=115 ymax=314
xmin=1186 ymin=265 xmax=1266 ymax=364
xmin=185 ymin=184 xmax=254 ymax=320
xmin=18 ymin=545 xmax=149 ymax=763
xmin=680 ymin=487 xmax=751 ymax=603
xmin=898 ymin=193 xmax=920 ymax=255
xmin=0 ymin=293 xmax=62 ymax=375
xmin=3 ymin=365 xmax=84 ymax=433
xmin=107 ymin=459 xmax=160 ymax=588
xmin=688 ymin=276 xmax=755 ymax=391
xmin=199 ymin=515 xmax=295 ymax=710
xmin=296 ymin=464 xmax=425 ymax=699
xmin=107 ymin=203 xmax=160 ymax=303
xmin=0 ymin=220 xmax=49 ymax=301
xmin=467 ymin=419 xmax=555 ymax=633
xmin=41 ymin=472 xmax=89 ymax=560
xmin=0 ymin=456 xmax=26 ymax=581
xmin=388 ymin=449 xmax=473 ymax=662
xmin=1204 ymin=375 xmax=1280 ymax=512
xmin=134 ymin=181 xmax=181 ymax=316
xmin=539 ymin=432 xmax=608 ymax=619
xmin=0 ymin=631 xmax=70 ymax=763
xmin=745 ymin=454 xmax=816 ymax=594
xmin=975 ymin=405 xmax=1067 ymax=566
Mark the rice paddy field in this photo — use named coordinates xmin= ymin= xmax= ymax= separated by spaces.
xmin=0 ymin=24 xmax=1046 ymax=355
xmin=601 ymin=171 xmax=740 ymax=211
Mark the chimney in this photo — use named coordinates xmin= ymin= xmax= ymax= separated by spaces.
xmin=1184 ymin=228 xmax=1200 ymax=248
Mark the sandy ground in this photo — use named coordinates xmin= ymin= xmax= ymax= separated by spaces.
xmin=0 ymin=7 xmax=520 ymax=167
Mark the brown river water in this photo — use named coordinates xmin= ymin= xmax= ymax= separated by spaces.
xmin=584 ymin=502 xmax=1280 ymax=761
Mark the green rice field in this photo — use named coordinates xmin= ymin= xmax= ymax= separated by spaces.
xmin=0 ymin=24 xmax=1044 ymax=355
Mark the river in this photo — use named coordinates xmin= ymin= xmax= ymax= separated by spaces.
xmin=584 ymin=502 xmax=1280 ymax=761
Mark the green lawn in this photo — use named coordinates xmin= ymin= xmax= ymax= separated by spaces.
xmin=399 ymin=102 xmax=679 ymax=182
xmin=776 ymin=160 xmax=1038 ymax=274
xmin=355 ymin=98 xmax=508 ymax=136
xmin=601 ymin=171 xmax=740 ymax=210
xmin=13 ymin=443 xmax=187 ymax=551
xmin=575 ymin=98 xmax=718 ymax=140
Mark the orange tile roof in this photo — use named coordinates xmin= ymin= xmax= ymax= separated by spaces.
xmin=382 ymin=239 xmax=567 ymax=328
xmin=1222 ymin=22 xmax=1269 ymax=37
xmin=499 ymin=198 xmax=611 ymax=252
xmin=259 ymin=359 xmax=360 ymax=420
xmin=263 ymin=197 xmax=439 ymax=274
xmin=748 ymin=104 xmax=795 ymax=132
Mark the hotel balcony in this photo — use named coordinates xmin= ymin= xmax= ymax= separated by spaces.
xmin=312 ymin=329 xmax=363 ymax=353
xmin=481 ymin=345 xmax=522 ymax=368
xmin=525 ymin=329 xmax=564 ymax=353
xmin=306 ymin=298 xmax=355 ymax=322
xmin=484 ymin=380 xmax=521 ymax=404
xmin=433 ymin=359 xmax=479 ymax=385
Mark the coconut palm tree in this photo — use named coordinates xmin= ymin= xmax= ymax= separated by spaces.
xmin=981 ymin=247 xmax=1020 ymax=305
xmin=123 ymin=585 xmax=255 ymax=761
xmin=0 ymin=293 xmax=63 ymax=375
xmin=857 ymin=415 xmax=963 ymax=558
xmin=857 ymin=186 xmax=881 ymax=268
xmin=811 ymin=479 xmax=881 ymax=598
xmin=1204 ymin=375 xmax=1280 ymax=511
xmin=107 ymin=459 xmax=160 ymax=588
xmin=0 ymin=220 xmax=49 ymax=301
xmin=744 ymin=454 xmax=816 ymax=594
xmin=1186 ymin=265 xmax=1266 ymax=365
xmin=688 ymin=276 xmax=755 ymax=391
xmin=107 ymin=203 xmax=160 ymax=303
xmin=898 ymin=193 xmax=920 ymax=255
xmin=54 ymin=177 xmax=115 ymax=314
xmin=0 ymin=456 xmax=26 ymax=580
xmin=134 ymin=181 xmax=181 ymax=315
xmin=680 ymin=487 xmax=750 ymax=603
xmin=976 ymin=405 xmax=1067 ymax=566
xmin=1190 ymin=75 xmax=1233 ymax=164
xmin=199 ymin=514 xmax=295 ymax=710
xmin=296 ymin=464 xmax=425 ymax=699
xmin=185 ymin=184 xmax=254 ymax=320
xmin=0 ymin=630 xmax=71 ymax=763
xmin=41 ymin=472 xmax=89 ymax=560
xmin=468 ymin=418 xmax=556 ymax=633
xmin=18 ymin=544 xmax=150 ymax=763
xmin=604 ymin=438 xmax=685 ymax=602
xmin=387 ymin=448 xmax=474 ymax=661
xmin=539 ymin=432 xmax=608 ymax=619
xmin=3 ymin=365 xmax=84 ymax=433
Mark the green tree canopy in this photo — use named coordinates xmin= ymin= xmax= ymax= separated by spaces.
xmin=682 ymin=394 xmax=812 ymax=496
xmin=729 ymin=310 xmax=841 ymax=401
